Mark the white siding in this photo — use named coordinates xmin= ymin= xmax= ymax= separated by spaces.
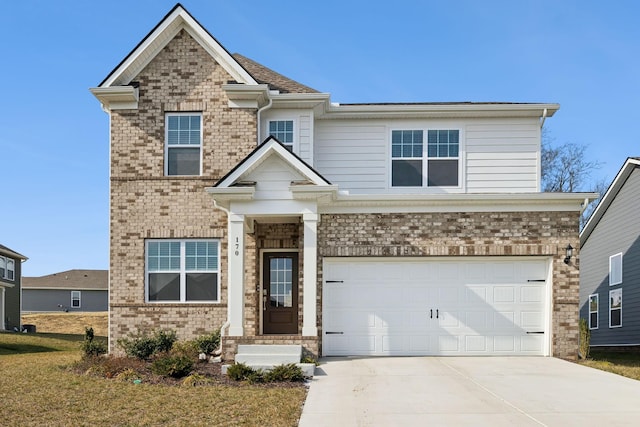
xmin=244 ymin=155 xmax=305 ymax=200
xmin=314 ymin=120 xmax=388 ymax=192
xmin=466 ymin=119 xmax=540 ymax=193
xmin=261 ymin=109 xmax=314 ymax=164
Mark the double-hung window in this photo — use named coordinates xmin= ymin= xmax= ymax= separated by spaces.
xmin=0 ymin=256 xmax=12 ymax=281
xmin=146 ymin=240 xmax=220 ymax=303
xmin=165 ymin=113 xmax=202 ymax=176
xmin=71 ymin=291 xmax=81 ymax=308
xmin=391 ymin=130 xmax=423 ymax=186
xmin=609 ymin=253 xmax=622 ymax=285
xmin=391 ymin=129 xmax=460 ymax=187
xmin=588 ymin=294 xmax=598 ymax=329
xmin=609 ymin=289 xmax=622 ymax=328
xmin=269 ymin=120 xmax=294 ymax=151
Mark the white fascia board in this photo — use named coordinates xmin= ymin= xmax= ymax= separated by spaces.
xmin=205 ymin=186 xmax=255 ymax=201
xmin=222 ymin=84 xmax=270 ymax=109
xmin=319 ymin=192 xmax=598 ymax=214
xmin=270 ymin=93 xmax=332 ymax=110
xmin=580 ymin=158 xmax=640 ymax=245
xmin=318 ymin=103 xmax=560 ymax=119
xmin=101 ymin=6 xmax=257 ymax=88
xmin=90 ymin=86 xmax=139 ymax=111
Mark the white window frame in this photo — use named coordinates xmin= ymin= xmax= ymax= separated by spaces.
xmin=389 ymin=127 xmax=462 ymax=190
xmin=609 ymin=288 xmax=622 ymax=328
xmin=164 ymin=112 xmax=203 ymax=176
xmin=145 ymin=239 xmax=220 ymax=303
xmin=588 ymin=294 xmax=598 ymax=330
xmin=609 ymin=252 xmax=623 ymax=286
xmin=71 ymin=291 xmax=81 ymax=308
xmin=0 ymin=256 xmax=5 ymax=280
xmin=6 ymin=259 xmax=14 ymax=281
xmin=268 ymin=119 xmax=296 ymax=152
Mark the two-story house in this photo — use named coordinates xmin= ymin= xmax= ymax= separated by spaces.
xmin=91 ymin=4 xmax=594 ymax=360
xmin=0 ymin=244 xmax=27 ymax=331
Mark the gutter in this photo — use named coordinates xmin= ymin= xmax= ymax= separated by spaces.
xmin=256 ymin=95 xmax=273 ymax=144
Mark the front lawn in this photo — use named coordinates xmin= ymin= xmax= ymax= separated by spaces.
xmin=579 ymin=350 xmax=640 ymax=381
xmin=0 ymin=332 xmax=307 ymax=426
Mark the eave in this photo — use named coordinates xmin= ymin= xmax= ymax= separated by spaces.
xmin=222 ymin=84 xmax=270 ymax=108
xmin=90 ymin=86 xmax=139 ymax=111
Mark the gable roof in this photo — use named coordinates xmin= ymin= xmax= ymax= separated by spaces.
xmin=0 ymin=244 xmax=27 ymax=261
xmin=580 ymin=157 xmax=640 ymax=246
xmin=98 ymin=3 xmax=256 ymax=87
xmin=214 ymin=136 xmax=332 ymax=189
xmin=22 ymin=269 xmax=108 ymax=291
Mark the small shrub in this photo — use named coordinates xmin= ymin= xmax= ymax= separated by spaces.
xmin=81 ymin=327 xmax=107 ymax=357
xmin=227 ymin=362 xmax=263 ymax=383
xmin=195 ymin=330 xmax=221 ymax=355
xmin=300 ymin=356 xmax=318 ymax=366
xmin=153 ymin=329 xmax=177 ymax=353
xmin=116 ymin=368 xmax=143 ymax=382
xmin=579 ymin=318 xmax=591 ymax=359
xmin=182 ymin=373 xmax=211 ymax=387
xmin=151 ymin=355 xmax=193 ymax=378
xmin=171 ymin=340 xmax=199 ymax=359
xmin=118 ymin=335 xmax=157 ymax=360
xmin=264 ymin=364 xmax=306 ymax=382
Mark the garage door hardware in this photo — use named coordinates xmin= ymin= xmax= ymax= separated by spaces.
xmin=527 ymin=279 xmax=546 ymax=282
xmin=325 ymin=331 xmax=344 ymax=335
xmin=526 ymin=331 xmax=544 ymax=334
xmin=430 ymin=309 xmax=439 ymax=319
xmin=326 ymin=280 xmax=344 ymax=283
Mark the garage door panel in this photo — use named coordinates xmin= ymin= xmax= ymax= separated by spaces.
xmin=323 ymin=258 xmax=549 ymax=356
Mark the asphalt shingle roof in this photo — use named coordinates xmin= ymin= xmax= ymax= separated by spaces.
xmin=232 ymin=53 xmax=319 ymax=94
xmin=23 ymin=269 xmax=108 ymax=290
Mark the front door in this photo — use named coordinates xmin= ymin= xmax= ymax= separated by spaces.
xmin=263 ymin=252 xmax=298 ymax=334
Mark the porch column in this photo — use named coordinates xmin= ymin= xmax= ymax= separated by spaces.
xmin=302 ymin=212 xmax=318 ymax=336
xmin=228 ymin=213 xmax=245 ymax=336
xmin=0 ymin=287 xmax=4 ymax=331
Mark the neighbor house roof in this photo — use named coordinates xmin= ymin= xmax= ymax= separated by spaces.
xmin=22 ymin=269 xmax=108 ymax=291
xmin=0 ymin=244 xmax=27 ymax=261
xmin=580 ymin=157 xmax=640 ymax=246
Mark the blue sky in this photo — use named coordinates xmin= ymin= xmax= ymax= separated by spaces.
xmin=1 ymin=1 xmax=638 ymax=276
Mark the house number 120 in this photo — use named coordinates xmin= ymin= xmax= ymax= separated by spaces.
xmin=235 ymin=237 xmax=240 ymax=256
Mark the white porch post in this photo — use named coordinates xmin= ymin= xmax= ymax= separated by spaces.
xmin=0 ymin=287 xmax=4 ymax=331
xmin=302 ymin=212 xmax=318 ymax=336
xmin=227 ymin=213 xmax=245 ymax=336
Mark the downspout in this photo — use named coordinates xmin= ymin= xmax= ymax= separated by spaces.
xmin=211 ymin=199 xmax=232 ymax=351
xmin=256 ymin=95 xmax=273 ymax=144
xmin=540 ymin=108 xmax=548 ymax=129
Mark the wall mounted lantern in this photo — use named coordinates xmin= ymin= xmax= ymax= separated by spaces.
xmin=564 ymin=244 xmax=573 ymax=264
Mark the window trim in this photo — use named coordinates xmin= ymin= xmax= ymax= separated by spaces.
xmin=145 ymin=239 xmax=221 ymax=303
xmin=268 ymin=119 xmax=296 ymax=152
xmin=588 ymin=294 xmax=598 ymax=330
xmin=71 ymin=291 xmax=81 ymax=308
xmin=164 ymin=112 xmax=203 ymax=176
xmin=609 ymin=288 xmax=622 ymax=328
xmin=609 ymin=252 xmax=623 ymax=286
xmin=389 ymin=127 xmax=462 ymax=190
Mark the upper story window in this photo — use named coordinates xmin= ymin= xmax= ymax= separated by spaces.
xmin=609 ymin=252 xmax=622 ymax=286
xmin=391 ymin=129 xmax=460 ymax=188
xmin=165 ymin=113 xmax=202 ymax=176
xmin=146 ymin=239 xmax=220 ymax=303
xmin=269 ymin=120 xmax=294 ymax=151
xmin=0 ymin=256 xmax=14 ymax=281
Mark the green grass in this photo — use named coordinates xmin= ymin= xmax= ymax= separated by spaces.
xmin=0 ymin=332 xmax=307 ymax=426
xmin=579 ymin=350 xmax=640 ymax=381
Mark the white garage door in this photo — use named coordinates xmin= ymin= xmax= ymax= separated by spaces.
xmin=322 ymin=257 xmax=549 ymax=356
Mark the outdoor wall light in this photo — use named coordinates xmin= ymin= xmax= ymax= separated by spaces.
xmin=564 ymin=244 xmax=573 ymax=264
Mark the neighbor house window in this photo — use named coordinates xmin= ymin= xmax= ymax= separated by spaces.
xmin=588 ymin=294 xmax=598 ymax=329
xmin=609 ymin=289 xmax=622 ymax=328
xmin=146 ymin=240 xmax=219 ymax=302
xmin=391 ymin=130 xmax=423 ymax=186
xmin=0 ymin=257 xmax=5 ymax=279
xmin=6 ymin=259 xmax=14 ymax=281
xmin=71 ymin=291 xmax=81 ymax=308
xmin=269 ymin=120 xmax=294 ymax=151
xmin=609 ymin=253 xmax=622 ymax=285
xmin=391 ymin=129 xmax=460 ymax=187
xmin=165 ymin=113 xmax=202 ymax=176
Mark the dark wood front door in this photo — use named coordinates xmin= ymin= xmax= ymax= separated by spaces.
xmin=263 ymin=252 xmax=298 ymax=334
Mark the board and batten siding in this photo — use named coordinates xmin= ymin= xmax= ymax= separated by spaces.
xmin=580 ymin=167 xmax=640 ymax=345
xmin=314 ymin=118 xmax=541 ymax=194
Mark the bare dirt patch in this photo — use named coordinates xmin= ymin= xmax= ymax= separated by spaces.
xmin=21 ymin=312 xmax=108 ymax=336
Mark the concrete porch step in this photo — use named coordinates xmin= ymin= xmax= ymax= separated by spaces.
xmin=227 ymin=344 xmax=315 ymax=377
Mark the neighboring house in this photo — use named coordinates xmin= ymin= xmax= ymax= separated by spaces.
xmin=22 ymin=269 xmax=108 ymax=312
xmin=580 ymin=157 xmax=640 ymax=348
xmin=0 ymin=244 xmax=27 ymax=331
xmin=91 ymin=4 xmax=595 ymax=359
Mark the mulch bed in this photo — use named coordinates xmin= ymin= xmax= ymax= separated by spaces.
xmin=72 ymin=355 xmax=307 ymax=388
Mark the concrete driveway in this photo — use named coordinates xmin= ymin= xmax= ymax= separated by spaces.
xmin=299 ymin=357 xmax=640 ymax=426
